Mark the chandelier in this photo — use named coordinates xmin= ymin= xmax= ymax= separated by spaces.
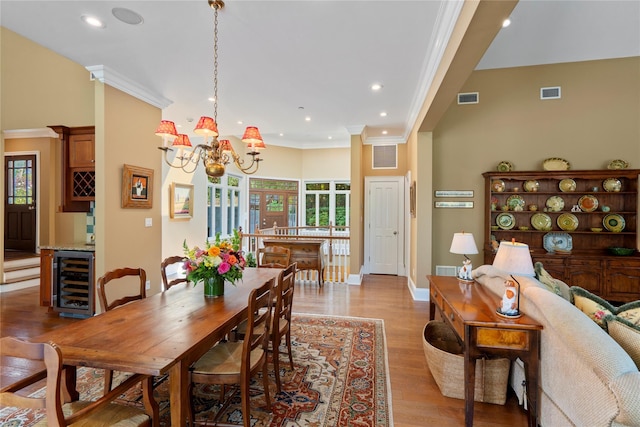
xmin=155 ymin=0 xmax=264 ymax=178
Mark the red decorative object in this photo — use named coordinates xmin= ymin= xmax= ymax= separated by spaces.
xmin=241 ymin=126 xmax=264 ymax=146
xmin=172 ymin=134 xmax=192 ymax=147
xmin=154 ymin=120 xmax=177 ymax=139
xmin=194 ymin=116 xmax=219 ymax=137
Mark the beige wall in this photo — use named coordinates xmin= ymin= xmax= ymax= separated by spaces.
xmin=96 ymin=84 xmax=163 ymax=303
xmin=431 ymin=57 xmax=640 ymax=273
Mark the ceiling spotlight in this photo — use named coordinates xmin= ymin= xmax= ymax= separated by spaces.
xmin=371 ymin=83 xmax=383 ymax=91
xmin=502 ymin=18 xmax=511 ymax=28
xmin=208 ymin=97 xmax=215 ymax=102
xmin=279 ymin=133 xmax=284 ymax=137
xmin=380 ymin=112 xmax=387 ymax=117
xmin=382 ymin=130 xmax=388 ymax=135
xmin=305 ymin=116 xmax=311 ymax=122
xmin=237 ymin=120 xmax=243 ymax=125
xmin=328 ymin=136 xmax=333 ymax=140
xmin=112 ymin=8 xmax=144 ymax=25
xmin=81 ymin=15 xmax=105 ymax=28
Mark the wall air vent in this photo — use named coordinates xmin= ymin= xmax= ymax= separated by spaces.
xmin=457 ymin=92 xmax=479 ymax=104
xmin=435 ymin=265 xmax=458 ymax=277
xmin=541 ymin=86 xmax=561 ymax=100
xmin=372 ymin=144 xmax=397 ymax=169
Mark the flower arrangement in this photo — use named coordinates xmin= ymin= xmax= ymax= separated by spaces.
xmin=183 ymin=230 xmax=246 ymax=286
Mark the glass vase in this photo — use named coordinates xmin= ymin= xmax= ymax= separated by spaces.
xmin=204 ymin=275 xmax=225 ymax=298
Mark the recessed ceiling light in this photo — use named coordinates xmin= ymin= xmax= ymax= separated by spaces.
xmin=328 ymin=136 xmax=333 ymax=140
xmin=208 ymin=97 xmax=215 ymax=102
xmin=502 ymin=18 xmax=511 ymax=28
xmin=81 ymin=15 xmax=105 ymax=28
xmin=305 ymin=116 xmax=311 ymax=122
xmin=279 ymin=133 xmax=284 ymax=137
xmin=112 ymin=8 xmax=144 ymax=25
xmin=380 ymin=112 xmax=387 ymax=117
xmin=237 ymin=120 xmax=243 ymax=125
xmin=371 ymin=83 xmax=383 ymax=91
xmin=382 ymin=130 xmax=388 ymax=135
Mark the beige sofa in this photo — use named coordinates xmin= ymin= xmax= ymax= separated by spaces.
xmin=473 ymin=265 xmax=640 ymax=427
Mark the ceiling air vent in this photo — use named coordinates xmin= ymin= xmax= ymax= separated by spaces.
xmin=540 ymin=86 xmax=561 ymax=100
xmin=372 ymin=144 xmax=397 ymax=169
xmin=457 ymin=92 xmax=479 ymax=104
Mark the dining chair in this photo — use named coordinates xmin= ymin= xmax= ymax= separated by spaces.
xmin=188 ymin=277 xmax=274 ymax=427
xmin=257 ymin=246 xmax=291 ymax=268
xmin=96 ymin=267 xmax=147 ymax=395
xmin=161 ymin=255 xmax=188 ymax=291
xmin=0 ymin=336 xmax=155 ymax=426
xmin=234 ymin=262 xmax=297 ymax=393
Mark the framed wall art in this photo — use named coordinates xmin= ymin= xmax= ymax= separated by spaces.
xmin=410 ymin=181 xmax=416 ymax=217
xmin=121 ymin=164 xmax=154 ymax=209
xmin=170 ymin=182 xmax=194 ymax=219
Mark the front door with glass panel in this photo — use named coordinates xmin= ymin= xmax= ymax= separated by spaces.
xmin=5 ymin=155 xmax=37 ymax=252
xmin=248 ymin=179 xmax=298 ymax=233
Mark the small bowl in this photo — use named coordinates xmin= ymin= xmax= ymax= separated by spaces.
xmin=490 ymin=226 xmax=499 ymax=231
xmin=518 ymin=226 xmax=529 ymax=231
xmin=590 ymin=227 xmax=603 ymax=232
xmin=608 ymin=247 xmax=636 ymax=256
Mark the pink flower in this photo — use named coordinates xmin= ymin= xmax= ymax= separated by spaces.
xmin=594 ymin=310 xmax=606 ymax=320
xmin=217 ymin=262 xmax=231 ymax=274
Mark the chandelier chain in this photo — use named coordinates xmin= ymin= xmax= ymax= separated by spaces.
xmin=213 ymin=6 xmax=219 ymax=124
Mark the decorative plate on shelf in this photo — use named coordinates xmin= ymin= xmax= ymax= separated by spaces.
xmin=497 ymin=161 xmax=513 ymax=172
xmin=496 ymin=212 xmax=516 ymax=230
xmin=578 ymin=195 xmax=599 ymax=212
xmin=603 ymin=214 xmax=626 ymax=233
xmin=559 ymin=178 xmax=576 ymax=192
xmin=531 ymin=213 xmax=553 ymax=231
xmin=543 ymin=232 xmax=573 ymax=253
xmin=557 ymin=213 xmax=579 ymax=231
xmin=603 ymin=178 xmax=622 ymax=192
xmin=607 ymin=159 xmax=629 ymax=170
xmin=491 ymin=179 xmax=506 ymax=193
xmin=506 ymin=194 xmax=526 ymax=211
xmin=545 ymin=196 xmax=565 ymax=212
xmin=542 ymin=157 xmax=571 ymax=171
xmin=524 ymin=180 xmax=539 ymax=192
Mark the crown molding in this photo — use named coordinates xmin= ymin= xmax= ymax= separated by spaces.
xmin=402 ymin=0 xmax=464 ymax=140
xmin=86 ymin=65 xmax=173 ymax=109
xmin=3 ymin=128 xmax=59 ymax=139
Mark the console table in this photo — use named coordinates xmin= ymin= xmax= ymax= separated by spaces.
xmin=263 ymin=239 xmax=325 ymax=286
xmin=427 ymin=275 xmax=542 ymax=427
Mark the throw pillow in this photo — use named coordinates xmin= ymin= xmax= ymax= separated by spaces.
xmin=570 ymin=286 xmax=640 ymax=329
xmin=534 ymin=262 xmax=571 ymax=300
xmin=605 ymin=315 xmax=640 ymax=370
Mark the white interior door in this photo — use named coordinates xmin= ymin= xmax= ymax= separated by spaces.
xmin=366 ymin=177 xmax=403 ymax=275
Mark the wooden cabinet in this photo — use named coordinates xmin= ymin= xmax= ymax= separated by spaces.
xmin=48 ymin=125 xmax=95 ymax=211
xmin=40 ymin=249 xmax=54 ymax=308
xmin=263 ymin=239 xmax=325 ymax=286
xmin=483 ymin=169 xmax=640 ymax=302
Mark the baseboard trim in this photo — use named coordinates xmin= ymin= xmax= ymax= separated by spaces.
xmin=408 ymin=277 xmax=430 ymax=301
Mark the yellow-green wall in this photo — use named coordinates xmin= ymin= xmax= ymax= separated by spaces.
xmin=431 ymin=57 xmax=640 ymax=274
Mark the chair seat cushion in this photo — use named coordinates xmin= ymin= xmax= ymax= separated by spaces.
xmin=34 ymin=400 xmax=150 ymax=426
xmin=192 ymin=341 xmax=265 ymax=375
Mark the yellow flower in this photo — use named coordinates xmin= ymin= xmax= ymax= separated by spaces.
xmin=208 ymin=246 xmax=221 ymax=257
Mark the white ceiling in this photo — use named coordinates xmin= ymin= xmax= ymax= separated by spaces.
xmin=1 ymin=1 xmax=639 ymax=149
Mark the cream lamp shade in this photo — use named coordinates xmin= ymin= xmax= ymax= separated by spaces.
xmin=450 ymin=232 xmax=478 ymax=282
xmin=492 ymin=240 xmax=535 ymax=277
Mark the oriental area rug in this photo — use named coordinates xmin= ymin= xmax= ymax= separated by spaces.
xmin=0 ymin=314 xmax=393 ymax=427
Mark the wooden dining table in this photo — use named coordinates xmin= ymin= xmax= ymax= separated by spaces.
xmin=35 ymin=267 xmax=281 ymax=427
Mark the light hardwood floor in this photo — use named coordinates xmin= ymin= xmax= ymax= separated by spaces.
xmin=0 ymin=274 xmax=528 ymax=426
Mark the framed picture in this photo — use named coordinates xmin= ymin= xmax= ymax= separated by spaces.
xmin=121 ymin=164 xmax=154 ymax=209
xmin=434 ymin=201 xmax=474 ymax=209
xmin=170 ymin=182 xmax=194 ymax=219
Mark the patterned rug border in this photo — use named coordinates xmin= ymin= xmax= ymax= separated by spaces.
xmin=291 ymin=312 xmax=394 ymax=427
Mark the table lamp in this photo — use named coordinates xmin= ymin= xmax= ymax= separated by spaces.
xmin=492 ymin=239 xmax=535 ymax=318
xmin=449 ymin=232 xmax=478 ymax=282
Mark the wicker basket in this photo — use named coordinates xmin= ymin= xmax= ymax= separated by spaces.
xmin=422 ymin=320 xmax=510 ymax=405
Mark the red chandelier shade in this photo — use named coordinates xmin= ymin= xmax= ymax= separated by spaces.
xmin=155 ymin=120 xmax=178 ymax=139
xmin=218 ymin=139 xmax=232 ymax=152
xmin=241 ymin=126 xmax=264 ymax=147
xmin=194 ymin=116 xmax=219 ymax=137
xmin=172 ymin=134 xmax=192 ymax=147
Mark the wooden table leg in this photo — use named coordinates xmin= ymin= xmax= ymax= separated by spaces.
xmin=169 ymin=361 xmax=188 ymax=427
xmin=61 ymin=365 xmax=79 ymax=403
xmin=463 ymin=326 xmax=476 ymax=427
xmin=524 ymin=330 xmax=541 ymax=427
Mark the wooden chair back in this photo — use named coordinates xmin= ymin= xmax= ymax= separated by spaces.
xmin=0 ymin=336 xmax=152 ymax=426
xmin=244 ymin=278 xmax=275 ymax=370
xmin=97 ymin=267 xmax=147 ymax=312
xmin=161 ymin=256 xmax=188 ymax=291
xmin=257 ymin=246 xmax=291 ymax=268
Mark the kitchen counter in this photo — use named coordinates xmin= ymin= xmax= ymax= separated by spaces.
xmin=39 ymin=243 xmax=95 ymax=252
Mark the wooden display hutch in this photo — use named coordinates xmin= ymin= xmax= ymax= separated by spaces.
xmin=483 ymin=169 xmax=640 ymax=302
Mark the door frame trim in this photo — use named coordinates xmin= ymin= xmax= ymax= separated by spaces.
xmin=4 ymin=151 xmax=41 ymax=254
xmin=363 ymin=176 xmax=405 ymax=276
